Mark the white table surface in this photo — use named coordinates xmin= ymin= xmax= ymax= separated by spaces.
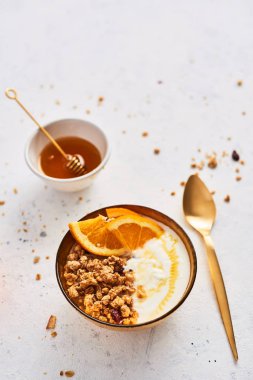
xmin=1 ymin=1 xmax=253 ymax=379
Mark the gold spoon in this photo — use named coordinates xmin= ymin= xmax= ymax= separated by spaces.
xmin=5 ymin=88 xmax=86 ymax=176
xmin=183 ymin=174 xmax=238 ymax=361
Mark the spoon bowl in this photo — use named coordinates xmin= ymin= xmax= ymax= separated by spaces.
xmin=183 ymin=175 xmax=216 ymax=235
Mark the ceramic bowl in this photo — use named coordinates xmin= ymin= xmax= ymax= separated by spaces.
xmin=56 ymin=205 xmax=197 ymax=330
xmin=25 ymin=118 xmax=110 ymax=192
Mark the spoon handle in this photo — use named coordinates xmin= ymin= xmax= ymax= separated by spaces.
xmin=203 ymin=234 xmax=238 ymax=361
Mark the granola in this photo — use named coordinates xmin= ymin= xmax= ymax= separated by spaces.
xmin=63 ymin=244 xmax=138 ymax=325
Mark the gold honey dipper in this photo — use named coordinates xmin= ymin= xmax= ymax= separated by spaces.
xmin=5 ymin=88 xmax=86 ymax=176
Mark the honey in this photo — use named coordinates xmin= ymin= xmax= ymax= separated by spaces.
xmin=39 ymin=136 xmax=101 ymax=179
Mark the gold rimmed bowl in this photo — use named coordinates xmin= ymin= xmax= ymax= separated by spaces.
xmin=56 ymin=205 xmax=197 ymax=330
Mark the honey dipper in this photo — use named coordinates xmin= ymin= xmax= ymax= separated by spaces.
xmin=5 ymin=88 xmax=86 ymax=176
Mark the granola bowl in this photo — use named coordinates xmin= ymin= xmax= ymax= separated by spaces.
xmin=56 ymin=205 xmax=197 ymax=330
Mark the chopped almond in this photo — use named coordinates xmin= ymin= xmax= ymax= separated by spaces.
xmin=65 ymin=371 xmax=75 ymax=378
xmin=46 ymin=315 xmax=56 ymax=329
xmin=33 ymin=256 xmax=40 ymax=264
xmin=207 ymin=156 xmax=217 ymax=169
xmin=224 ymin=195 xmax=230 ymax=203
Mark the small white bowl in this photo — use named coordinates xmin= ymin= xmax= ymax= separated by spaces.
xmin=25 ymin=118 xmax=110 ymax=192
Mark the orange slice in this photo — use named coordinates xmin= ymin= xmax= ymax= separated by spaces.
xmin=69 ymin=215 xmax=127 ymax=256
xmin=107 ymin=214 xmax=164 ymax=250
xmin=68 ymin=213 xmax=164 ymax=256
xmin=106 ymin=207 xmax=138 ymax=219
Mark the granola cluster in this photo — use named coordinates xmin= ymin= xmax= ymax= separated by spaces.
xmin=63 ymin=244 xmax=138 ymax=325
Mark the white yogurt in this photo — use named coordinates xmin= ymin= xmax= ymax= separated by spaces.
xmin=125 ymin=228 xmax=190 ymax=323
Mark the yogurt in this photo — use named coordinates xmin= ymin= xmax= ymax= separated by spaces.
xmin=125 ymin=228 xmax=190 ymax=323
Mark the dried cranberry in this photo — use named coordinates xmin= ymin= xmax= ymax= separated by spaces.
xmin=232 ymin=150 xmax=240 ymax=161
xmin=114 ymin=263 xmax=124 ymax=274
xmin=111 ymin=309 xmax=122 ymax=324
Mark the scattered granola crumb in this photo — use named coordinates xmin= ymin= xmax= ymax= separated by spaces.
xmin=197 ymin=148 xmax=201 ymax=153
xmin=136 ymin=285 xmax=147 ymax=299
xmin=32 ymin=249 xmax=35 ymax=253
xmin=207 ymin=156 xmax=217 ymax=169
xmin=78 ymin=196 xmax=83 ymax=201
xmin=122 ymin=130 xmax=126 ymax=134
xmin=35 ymin=274 xmax=41 ymax=281
xmin=180 ymin=181 xmax=186 ymax=187
xmin=46 ymin=315 xmax=56 ymax=329
xmin=0 ymin=201 xmax=5 ymax=206
xmin=241 ymin=111 xmax=246 ymax=116
xmin=170 ymin=192 xmax=176 ymax=196
xmin=224 ymin=195 xmax=230 ymax=203
xmin=40 ymin=231 xmax=47 ymax=237
xmin=51 ymin=331 xmax=57 ymax=338
xmin=98 ymin=96 xmax=104 ymax=104
xmin=23 ymin=228 xmax=28 ymax=233
xmin=55 ymin=100 xmax=61 ymax=106
xmin=222 ymin=151 xmax=228 ymax=158
xmin=232 ymin=150 xmax=240 ymax=161
xmin=142 ymin=131 xmax=149 ymax=137
xmin=60 ymin=371 xmax=64 ymax=376
xmin=65 ymin=371 xmax=75 ymax=378
xmin=45 ymin=256 xmax=50 ymax=260
xmin=85 ymin=109 xmax=91 ymax=114
xmin=236 ymin=176 xmax=242 ymax=181
xmin=154 ymin=148 xmax=160 ymax=155
xmin=227 ymin=137 xmax=232 ymax=141
xmin=33 ymin=256 xmax=40 ymax=264
xmin=13 ymin=188 xmax=18 ymax=194
xmin=237 ymin=80 xmax=243 ymax=87
xmin=211 ymin=191 xmax=216 ymax=195
xmin=240 ymin=160 xmax=245 ymax=165
xmin=235 ymin=168 xmax=240 ymax=173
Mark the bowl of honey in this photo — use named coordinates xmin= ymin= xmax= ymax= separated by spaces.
xmin=25 ymin=118 xmax=110 ymax=191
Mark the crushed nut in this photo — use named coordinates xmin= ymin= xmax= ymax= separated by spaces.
xmin=33 ymin=256 xmax=40 ymax=264
xmin=207 ymin=156 xmax=217 ymax=169
xmin=65 ymin=371 xmax=75 ymax=378
xmin=224 ymin=195 xmax=230 ymax=203
xmin=46 ymin=315 xmax=56 ymax=329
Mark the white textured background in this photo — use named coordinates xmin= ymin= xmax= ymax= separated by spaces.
xmin=1 ymin=1 xmax=253 ymax=379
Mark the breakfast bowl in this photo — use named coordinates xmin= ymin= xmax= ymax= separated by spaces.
xmin=56 ymin=205 xmax=197 ymax=330
xmin=25 ymin=118 xmax=110 ymax=192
